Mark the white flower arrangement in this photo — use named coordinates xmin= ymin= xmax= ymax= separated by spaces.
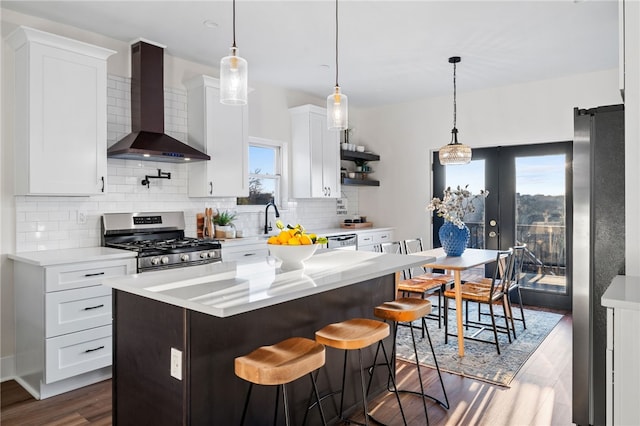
xmin=427 ymin=185 xmax=489 ymax=228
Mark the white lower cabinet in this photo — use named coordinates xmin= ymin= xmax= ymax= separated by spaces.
xmin=357 ymin=229 xmax=393 ymax=251
xmin=13 ymin=254 xmax=136 ymax=399
xmin=602 ymin=275 xmax=640 ymax=425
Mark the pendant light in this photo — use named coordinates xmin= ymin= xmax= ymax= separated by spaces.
xmin=327 ymin=0 xmax=348 ymax=130
xmin=439 ymin=56 xmax=472 ymax=165
xmin=220 ymin=0 xmax=248 ymax=105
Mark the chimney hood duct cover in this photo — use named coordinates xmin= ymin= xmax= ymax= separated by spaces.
xmin=107 ymin=41 xmax=210 ymax=163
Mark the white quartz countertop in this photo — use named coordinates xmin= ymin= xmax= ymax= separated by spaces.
xmin=102 ymin=249 xmax=434 ymax=318
xmin=8 ymin=247 xmax=137 ymax=266
xmin=602 ymin=275 xmax=640 ymax=311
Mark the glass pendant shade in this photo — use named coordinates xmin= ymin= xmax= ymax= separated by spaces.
xmin=327 ymin=86 xmax=348 ymax=130
xmin=439 ymin=128 xmax=472 ymax=165
xmin=220 ymin=47 xmax=248 ymax=105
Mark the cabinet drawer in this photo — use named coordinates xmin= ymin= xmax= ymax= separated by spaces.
xmin=45 ymin=259 xmax=135 ymax=292
xmin=45 ymin=325 xmax=111 ymax=383
xmin=46 ymin=286 xmax=112 ymax=338
xmin=357 ymin=233 xmax=374 ymax=246
xmin=373 ymin=232 xmax=392 ymax=244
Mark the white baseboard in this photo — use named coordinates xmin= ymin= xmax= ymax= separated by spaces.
xmin=1 ymin=355 xmax=15 ymax=382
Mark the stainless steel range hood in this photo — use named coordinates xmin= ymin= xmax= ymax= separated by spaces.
xmin=107 ymin=40 xmax=210 ymax=163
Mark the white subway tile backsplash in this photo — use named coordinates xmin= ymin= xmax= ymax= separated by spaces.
xmin=14 ymin=74 xmax=360 ymax=252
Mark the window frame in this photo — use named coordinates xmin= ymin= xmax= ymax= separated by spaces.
xmin=236 ymin=136 xmax=288 ymax=212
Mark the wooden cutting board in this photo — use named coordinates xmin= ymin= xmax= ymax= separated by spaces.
xmin=340 ymin=222 xmax=373 ymax=229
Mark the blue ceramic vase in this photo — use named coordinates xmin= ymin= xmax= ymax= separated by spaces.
xmin=439 ymin=221 xmax=470 ymax=256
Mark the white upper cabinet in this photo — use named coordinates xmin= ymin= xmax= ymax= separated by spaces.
xmin=185 ymin=75 xmax=248 ymax=197
xmin=289 ymin=105 xmax=340 ymax=198
xmin=7 ymin=26 xmax=115 ymax=196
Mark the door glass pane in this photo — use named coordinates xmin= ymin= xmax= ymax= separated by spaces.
xmin=515 ymin=155 xmax=567 ymax=293
xmin=445 ymin=160 xmax=487 ymax=248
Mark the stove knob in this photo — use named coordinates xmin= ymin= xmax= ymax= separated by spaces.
xmin=200 ymin=252 xmax=209 ymax=259
xmin=161 ymin=256 xmax=170 ymax=264
xmin=180 ymin=254 xmax=190 ymax=262
xmin=151 ymin=257 xmax=161 ymax=265
xmin=208 ymin=251 xmax=218 ymax=259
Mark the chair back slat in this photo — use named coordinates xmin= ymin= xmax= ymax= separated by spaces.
xmin=402 ymin=238 xmax=427 ymax=279
xmin=488 ymin=249 xmax=515 ymax=297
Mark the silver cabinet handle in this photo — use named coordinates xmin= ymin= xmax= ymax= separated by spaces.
xmin=209 ymin=182 xmax=213 ymax=195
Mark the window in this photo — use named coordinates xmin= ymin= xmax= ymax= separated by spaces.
xmin=237 ymin=137 xmax=288 ymax=207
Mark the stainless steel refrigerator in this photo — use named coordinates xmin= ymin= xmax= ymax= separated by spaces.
xmin=573 ymin=104 xmax=625 ymax=426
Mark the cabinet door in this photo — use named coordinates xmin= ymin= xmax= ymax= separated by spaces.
xmin=187 ymin=76 xmax=248 ymax=197
xmin=290 ymin=105 xmax=340 ymax=198
xmin=10 ymin=29 xmax=113 ymax=196
xmin=321 ymin=123 xmax=340 ymax=197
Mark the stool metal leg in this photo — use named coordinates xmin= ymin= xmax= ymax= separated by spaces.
xmin=409 ymin=320 xmax=430 ymax=425
xmin=282 ymin=384 xmax=291 ymax=426
xmin=240 ymin=382 xmax=254 ymax=426
xmin=274 ymin=384 xmax=281 ymax=426
xmin=309 ymin=371 xmax=327 ymax=425
xmin=422 ymin=317 xmax=450 ymax=410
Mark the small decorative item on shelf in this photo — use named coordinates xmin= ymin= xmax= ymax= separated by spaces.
xmin=266 ymin=221 xmax=328 ymax=270
xmin=427 ymin=185 xmax=489 ymax=256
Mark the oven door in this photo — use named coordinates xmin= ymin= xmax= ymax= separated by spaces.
xmin=326 ymin=234 xmax=357 ymax=250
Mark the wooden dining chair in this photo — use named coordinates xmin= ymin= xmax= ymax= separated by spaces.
xmin=443 ymin=249 xmax=515 ymax=355
xmin=474 ymin=244 xmax=527 ymax=338
xmin=397 ymin=238 xmax=454 ymax=329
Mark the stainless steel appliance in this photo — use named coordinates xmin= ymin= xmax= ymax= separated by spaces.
xmin=102 ymin=211 xmax=221 ymax=272
xmin=573 ymin=104 xmax=625 ymax=425
xmin=326 ymin=234 xmax=357 ymax=250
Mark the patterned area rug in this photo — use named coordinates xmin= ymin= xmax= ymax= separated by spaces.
xmin=394 ymin=300 xmax=563 ymax=387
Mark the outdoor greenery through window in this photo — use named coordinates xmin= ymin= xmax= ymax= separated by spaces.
xmin=237 ymin=140 xmax=282 ymax=206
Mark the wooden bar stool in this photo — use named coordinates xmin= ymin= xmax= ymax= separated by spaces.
xmin=234 ymin=337 xmax=327 ymax=426
xmin=315 ymin=318 xmax=407 ymax=426
xmin=373 ymin=298 xmax=449 ymax=425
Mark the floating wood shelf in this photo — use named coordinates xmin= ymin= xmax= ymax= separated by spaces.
xmin=341 ymin=177 xmax=380 ymax=186
xmin=340 ymin=151 xmax=380 ymax=162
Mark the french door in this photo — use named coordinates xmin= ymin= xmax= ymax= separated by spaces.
xmin=433 ymin=142 xmax=572 ymax=310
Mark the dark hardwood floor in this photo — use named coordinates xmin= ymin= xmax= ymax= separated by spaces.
xmin=1 ymin=313 xmax=572 ymax=425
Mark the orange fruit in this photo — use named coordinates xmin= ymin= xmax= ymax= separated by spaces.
xmin=299 ymin=234 xmax=312 ymax=245
xmin=267 ymin=236 xmax=280 ymax=245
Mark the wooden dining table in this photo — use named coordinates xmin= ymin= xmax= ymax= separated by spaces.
xmin=410 ymin=247 xmax=503 ymax=357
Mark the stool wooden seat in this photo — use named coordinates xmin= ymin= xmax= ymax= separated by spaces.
xmin=235 ymin=337 xmax=325 ymax=385
xmin=315 ymin=318 xmax=389 ymax=350
xmin=374 ymin=298 xmax=432 ymax=323
xmin=315 ymin=318 xmax=407 ymax=426
xmin=235 ymin=337 xmax=327 ymax=425
xmin=374 ymin=298 xmax=450 ymax=425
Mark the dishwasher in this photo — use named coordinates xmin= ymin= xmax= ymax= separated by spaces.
xmin=326 ymin=234 xmax=357 ymax=250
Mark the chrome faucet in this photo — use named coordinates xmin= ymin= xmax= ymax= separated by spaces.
xmin=264 ymin=200 xmax=280 ymax=234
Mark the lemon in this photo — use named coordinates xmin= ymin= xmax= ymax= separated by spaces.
xmin=275 ymin=220 xmax=285 ymax=230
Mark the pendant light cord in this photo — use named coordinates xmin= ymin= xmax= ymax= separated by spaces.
xmin=335 ymin=0 xmax=339 ymax=87
xmin=232 ymin=0 xmax=237 ymax=49
xmin=452 ymin=60 xmax=457 ymax=129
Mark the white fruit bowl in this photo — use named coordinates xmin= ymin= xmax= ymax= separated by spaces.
xmin=267 ymin=244 xmax=319 ymax=270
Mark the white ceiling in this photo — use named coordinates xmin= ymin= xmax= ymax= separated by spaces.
xmin=2 ymin=0 xmax=619 ymax=107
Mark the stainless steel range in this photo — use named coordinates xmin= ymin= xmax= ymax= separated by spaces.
xmin=102 ymin=211 xmax=221 ymax=272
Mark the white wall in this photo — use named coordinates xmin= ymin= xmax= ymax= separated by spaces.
xmin=356 ymin=69 xmax=622 ymax=245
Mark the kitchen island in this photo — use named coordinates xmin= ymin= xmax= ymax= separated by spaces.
xmin=103 ymin=249 xmax=434 ymax=425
